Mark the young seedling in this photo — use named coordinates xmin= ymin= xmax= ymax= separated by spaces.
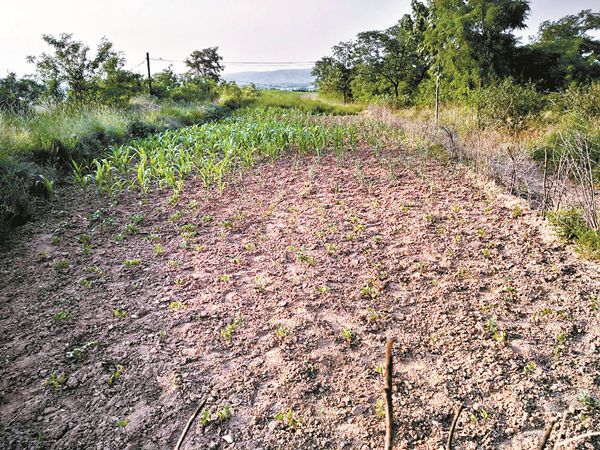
xmin=52 ymin=310 xmax=71 ymax=322
xmin=43 ymin=372 xmax=66 ymax=388
xmin=113 ymin=308 xmax=128 ymax=319
xmin=154 ymin=244 xmax=165 ymax=256
xmin=275 ymin=324 xmax=291 ymax=339
xmin=216 ymin=404 xmax=232 ymax=422
xmin=53 ymin=259 xmax=70 ymax=271
xmin=221 ymin=318 xmax=243 ymax=341
xmin=168 ymin=300 xmax=185 ymax=312
xmin=122 ymin=259 xmax=141 ymax=268
xmin=108 ymin=364 xmax=124 ymax=386
xmin=274 ymin=409 xmax=301 ymax=429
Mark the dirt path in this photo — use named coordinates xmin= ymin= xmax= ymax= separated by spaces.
xmin=1 ymin=146 xmax=599 ymax=449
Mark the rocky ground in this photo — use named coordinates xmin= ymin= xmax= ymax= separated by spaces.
xmin=0 ymin=144 xmax=599 ymax=449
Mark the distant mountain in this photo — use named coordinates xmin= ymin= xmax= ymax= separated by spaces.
xmin=223 ymin=68 xmax=315 ymax=91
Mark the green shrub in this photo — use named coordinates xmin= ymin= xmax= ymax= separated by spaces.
xmin=475 ymin=78 xmax=545 ymax=132
xmin=547 ymin=208 xmax=600 ymax=260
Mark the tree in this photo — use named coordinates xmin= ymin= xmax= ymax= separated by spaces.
xmin=353 ymin=7 xmax=428 ymax=100
xmin=529 ymin=10 xmax=600 ymax=86
xmin=185 ymin=47 xmax=224 ymax=82
xmin=27 ymin=33 xmax=121 ymax=102
xmin=312 ymin=42 xmax=355 ymax=103
xmin=424 ymin=0 xmax=529 ymax=99
xmin=0 ymin=73 xmax=45 ymax=111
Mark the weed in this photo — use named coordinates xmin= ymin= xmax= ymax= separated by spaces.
xmin=511 ymin=205 xmax=523 ymax=218
xmin=130 ymin=214 xmax=144 ymax=224
xmin=367 ymin=307 xmax=380 ymax=323
xmin=115 ymin=418 xmax=129 ymax=428
xmin=340 ymin=327 xmax=355 ymax=344
xmin=219 ymin=274 xmax=231 ymax=283
xmin=199 ymin=409 xmax=211 ymax=426
xmin=553 ymin=332 xmax=567 ymax=358
xmin=523 ymin=361 xmax=537 ymax=375
xmin=485 ymin=316 xmax=507 ymax=343
xmin=154 ymin=243 xmax=165 ymax=256
xmin=375 ymin=399 xmax=386 ymax=419
xmin=359 ymin=281 xmax=381 ymax=299
xmin=589 ymin=294 xmax=599 ymax=311
xmin=577 ymin=391 xmax=600 ymax=410
xmin=243 ymin=242 xmax=256 ymax=251
xmin=324 ymin=242 xmax=339 ymax=254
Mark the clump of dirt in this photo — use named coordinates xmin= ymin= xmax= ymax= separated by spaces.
xmin=0 ymin=146 xmax=598 ymax=449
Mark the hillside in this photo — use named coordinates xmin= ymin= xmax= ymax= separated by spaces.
xmin=223 ymin=68 xmax=315 ymax=90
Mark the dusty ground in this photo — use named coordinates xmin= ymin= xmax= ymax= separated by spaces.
xmin=1 ymin=144 xmax=599 ymax=449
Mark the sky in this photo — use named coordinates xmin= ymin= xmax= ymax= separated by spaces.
xmin=1 ymin=0 xmax=598 ymax=77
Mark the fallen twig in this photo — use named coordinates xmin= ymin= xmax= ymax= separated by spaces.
xmin=174 ymin=396 xmax=209 ymax=450
xmin=446 ymin=403 xmax=464 ymax=450
xmin=384 ymin=338 xmax=394 ymax=450
xmin=555 ymin=431 xmax=600 ymax=448
xmin=552 ymin=410 xmax=568 ymax=450
xmin=537 ymin=419 xmax=557 ymax=450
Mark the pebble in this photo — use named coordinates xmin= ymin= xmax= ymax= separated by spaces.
xmin=222 ymin=433 xmax=234 ymax=444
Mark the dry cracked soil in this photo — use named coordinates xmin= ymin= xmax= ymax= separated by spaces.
xmin=1 ymin=145 xmax=599 ymax=449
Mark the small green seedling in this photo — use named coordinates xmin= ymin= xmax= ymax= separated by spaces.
xmin=275 ymin=324 xmax=290 ymax=339
xmin=43 ymin=372 xmax=66 ymax=388
xmin=341 ymin=327 xmax=354 ymax=344
xmin=108 ymin=364 xmax=124 ymax=386
xmin=53 ymin=259 xmax=70 ymax=271
xmin=220 ymin=318 xmax=243 ymax=341
xmin=168 ymin=300 xmax=184 ymax=312
xmin=53 ymin=310 xmax=71 ymax=322
xmin=216 ymin=404 xmax=232 ymax=421
xmin=113 ymin=308 xmax=128 ymax=319
xmin=274 ymin=409 xmax=301 ymax=429
xmin=122 ymin=259 xmax=141 ymax=268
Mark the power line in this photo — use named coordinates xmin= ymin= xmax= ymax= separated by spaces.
xmin=149 ymin=57 xmax=315 ymax=65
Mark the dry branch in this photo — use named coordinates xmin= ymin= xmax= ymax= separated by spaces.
xmin=174 ymin=396 xmax=209 ymax=450
xmin=537 ymin=419 xmax=557 ymax=450
xmin=446 ymin=403 xmax=464 ymax=450
xmin=384 ymin=338 xmax=394 ymax=450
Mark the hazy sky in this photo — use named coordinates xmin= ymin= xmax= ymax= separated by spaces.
xmin=1 ymin=0 xmax=598 ymax=76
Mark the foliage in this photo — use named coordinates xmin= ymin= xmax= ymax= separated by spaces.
xmin=185 ymin=47 xmax=225 ymax=83
xmin=0 ymin=73 xmax=45 ymax=112
xmin=475 ymin=78 xmax=544 ymax=131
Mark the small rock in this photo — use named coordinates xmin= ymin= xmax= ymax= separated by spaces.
xmin=222 ymin=433 xmax=234 ymax=444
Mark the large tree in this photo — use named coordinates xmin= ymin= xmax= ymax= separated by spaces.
xmin=312 ymin=42 xmax=355 ymax=102
xmin=424 ymin=0 xmax=530 ymax=98
xmin=528 ymin=9 xmax=600 ymax=86
xmin=27 ymin=33 xmax=122 ymax=102
xmin=353 ymin=5 xmax=428 ymax=99
xmin=185 ymin=47 xmax=224 ymax=82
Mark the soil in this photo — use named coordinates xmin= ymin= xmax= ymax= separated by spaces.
xmin=0 ymin=143 xmax=599 ymax=449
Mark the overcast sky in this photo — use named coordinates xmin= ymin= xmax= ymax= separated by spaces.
xmin=1 ymin=0 xmax=598 ymax=76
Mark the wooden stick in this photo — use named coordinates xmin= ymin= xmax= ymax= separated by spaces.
xmin=446 ymin=403 xmax=464 ymax=450
xmin=555 ymin=432 xmax=600 ymax=448
xmin=552 ymin=410 xmax=568 ymax=450
xmin=384 ymin=338 xmax=394 ymax=450
xmin=537 ymin=419 xmax=557 ymax=450
xmin=174 ymin=397 xmax=208 ymax=450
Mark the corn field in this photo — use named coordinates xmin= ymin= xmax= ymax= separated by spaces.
xmin=73 ymin=107 xmax=406 ymax=196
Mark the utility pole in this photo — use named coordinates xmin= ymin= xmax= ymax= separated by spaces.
xmin=146 ymin=52 xmax=153 ymax=95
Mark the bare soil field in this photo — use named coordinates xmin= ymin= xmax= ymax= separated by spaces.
xmin=1 ymin=144 xmax=599 ymax=449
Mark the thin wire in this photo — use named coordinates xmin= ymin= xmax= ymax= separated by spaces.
xmin=150 ymin=57 xmax=316 ymax=65
xmin=126 ymin=60 xmax=147 ymax=71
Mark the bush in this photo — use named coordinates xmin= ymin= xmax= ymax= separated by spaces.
xmin=476 ymin=78 xmax=545 ymax=132
xmin=547 ymin=208 xmax=600 ymax=260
